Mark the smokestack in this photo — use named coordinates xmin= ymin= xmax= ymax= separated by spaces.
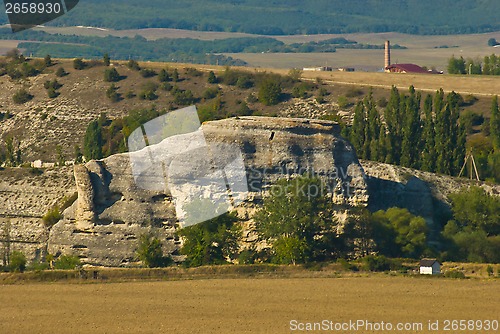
xmin=385 ymin=40 xmax=391 ymax=69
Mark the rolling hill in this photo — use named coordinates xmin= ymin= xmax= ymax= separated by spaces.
xmin=1 ymin=0 xmax=499 ymax=35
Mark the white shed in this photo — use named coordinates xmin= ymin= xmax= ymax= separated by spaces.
xmin=419 ymin=259 xmax=441 ymax=275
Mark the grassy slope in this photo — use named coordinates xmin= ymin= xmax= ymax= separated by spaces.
xmin=0 ymin=58 xmax=496 ymax=162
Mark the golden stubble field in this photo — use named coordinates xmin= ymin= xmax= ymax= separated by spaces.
xmin=0 ymin=276 xmax=498 ymax=334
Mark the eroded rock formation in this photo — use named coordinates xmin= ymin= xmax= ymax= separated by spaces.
xmin=48 ymin=116 xmax=368 ymax=266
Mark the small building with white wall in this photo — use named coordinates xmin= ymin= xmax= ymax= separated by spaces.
xmin=419 ymin=259 xmax=441 ymax=275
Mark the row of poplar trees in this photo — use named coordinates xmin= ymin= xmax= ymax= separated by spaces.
xmin=343 ymin=86 xmax=466 ymax=176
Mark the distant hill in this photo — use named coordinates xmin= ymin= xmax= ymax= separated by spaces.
xmin=1 ymin=0 xmax=499 ymax=35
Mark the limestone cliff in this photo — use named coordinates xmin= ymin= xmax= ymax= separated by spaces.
xmin=4 ymin=116 xmax=499 ymax=267
xmin=48 ymin=116 xmax=368 ymax=266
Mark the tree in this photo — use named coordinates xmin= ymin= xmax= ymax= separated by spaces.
xmin=254 ymin=175 xmax=336 ymax=263
xmin=44 ymin=54 xmax=53 ymax=67
xmin=136 ymin=233 xmax=165 ymax=268
xmin=178 ymin=203 xmax=240 ymax=267
xmin=488 ymin=38 xmax=499 ymax=47
xmin=83 ymin=120 xmax=103 ymax=161
xmin=421 ymin=94 xmax=436 ymax=172
xmin=54 ymin=255 xmax=81 ymax=269
xmin=9 ymin=251 xmax=26 ymax=273
xmin=258 ymin=79 xmax=282 ymax=106
xmin=172 ymin=68 xmax=179 ymax=82
xmin=490 ymin=96 xmax=500 ymax=151
xmin=371 ymin=208 xmax=428 ymax=258
xmin=447 ymin=55 xmax=466 ymax=74
xmin=400 ymin=87 xmax=421 ymax=168
xmin=207 ymin=71 xmax=217 ymax=84
xmin=56 ymin=145 xmax=65 ymax=166
xmin=103 ymin=53 xmax=110 ymax=66
xmin=104 ymin=68 xmax=120 ymax=82
xmin=448 ymin=186 xmax=500 ymax=236
xmin=158 ymin=69 xmax=170 ymax=82
xmin=73 ymin=58 xmax=86 ymax=70
xmin=74 ymin=145 xmax=83 ymax=164
xmin=350 ymin=101 xmax=366 ymax=157
xmin=106 ymin=84 xmax=120 ymax=102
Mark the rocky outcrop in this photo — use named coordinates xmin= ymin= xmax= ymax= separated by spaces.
xmin=7 ymin=116 xmax=499 ymax=267
xmin=0 ymin=167 xmax=75 ymax=264
xmin=48 ymin=116 xmax=368 ymax=266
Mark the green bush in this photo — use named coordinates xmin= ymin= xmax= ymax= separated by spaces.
xmin=236 ymin=75 xmax=253 ymax=89
xmin=42 ymin=206 xmax=62 ymax=227
xmin=235 ymin=101 xmax=253 ymax=116
xmin=258 ymin=79 xmax=282 ymax=106
xmin=207 ymin=71 xmax=217 ymax=84
xmin=125 ymin=90 xmax=136 ymax=99
xmin=338 ymin=258 xmax=358 ymax=271
xmin=54 ymin=255 xmax=81 ymax=270
xmin=9 ymin=251 xmax=27 ymax=273
xmin=47 ymin=88 xmax=59 ymax=98
xmin=106 ymin=84 xmax=121 ymax=102
xmin=444 ymin=270 xmax=466 ymax=279
xmin=139 ymin=90 xmax=158 ymax=100
xmin=174 ymin=89 xmax=195 ymax=105
xmin=127 ymin=59 xmax=140 ymax=71
xmin=185 ymin=67 xmax=202 ymax=77
xmin=202 ymin=87 xmax=220 ymax=100
xmin=486 ymin=265 xmax=494 ymax=276
xmin=238 ymin=249 xmax=257 ymax=265
xmin=140 ymin=68 xmax=156 ymax=78
xmin=362 ymin=255 xmax=392 ymax=272
xmin=55 ymin=67 xmax=67 ymax=77
xmin=158 ymin=69 xmax=170 ymax=82
xmin=136 ymin=234 xmax=165 ymax=268
xmin=73 ymin=58 xmax=86 ymax=70
xmin=337 ymin=95 xmax=350 ymax=108
xmin=104 ymin=68 xmax=121 ymax=82
xmin=44 ymin=79 xmax=62 ymax=90
xmin=292 ymin=83 xmax=311 ymax=99
xmin=13 ymin=89 xmax=33 ymax=104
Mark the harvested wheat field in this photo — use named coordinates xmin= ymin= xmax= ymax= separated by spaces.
xmin=0 ymin=276 xmax=498 ymax=333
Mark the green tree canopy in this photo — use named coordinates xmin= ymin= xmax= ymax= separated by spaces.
xmin=136 ymin=233 xmax=165 ymax=268
xmin=258 ymin=79 xmax=282 ymax=106
xmin=178 ymin=205 xmax=241 ymax=267
xmin=254 ymin=175 xmax=337 ymax=263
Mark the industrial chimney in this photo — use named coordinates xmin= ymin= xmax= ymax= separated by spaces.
xmin=384 ymin=40 xmax=391 ymax=69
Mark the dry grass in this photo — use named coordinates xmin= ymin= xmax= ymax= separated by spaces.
xmin=0 ymin=275 xmax=498 ymax=333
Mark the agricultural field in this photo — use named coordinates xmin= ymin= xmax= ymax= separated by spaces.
xmin=0 ymin=275 xmax=498 ymax=333
xmin=2 ymin=27 xmax=498 ymax=72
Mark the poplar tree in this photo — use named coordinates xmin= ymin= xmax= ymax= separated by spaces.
xmin=83 ymin=120 xmax=103 ymax=161
xmin=490 ymin=96 xmax=500 ymax=151
xmin=350 ymin=101 xmax=366 ymax=157
xmin=421 ymin=94 xmax=436 ymax=172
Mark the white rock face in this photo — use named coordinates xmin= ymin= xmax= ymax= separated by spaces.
xmin=47 ymin=116 xmax=369 ymax=266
